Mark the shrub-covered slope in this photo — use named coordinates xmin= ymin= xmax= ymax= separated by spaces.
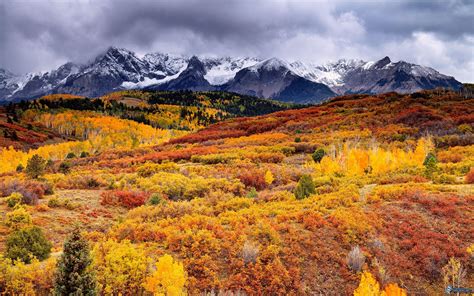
xmin=0 ymin=89 xmax=472 ymax=295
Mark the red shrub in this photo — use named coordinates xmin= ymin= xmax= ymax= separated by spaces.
xmin=454 ymin=114 xmax=474 ymax=125
xmin=101 ymin=190 xmax=150 ymax=208
xmin=394 ymin=106 xmax=444 ymax=126
xmin=465 ymin=168 xmax=474 ymax=184
xmin=238 ymin=169 xmax=267 ymax=190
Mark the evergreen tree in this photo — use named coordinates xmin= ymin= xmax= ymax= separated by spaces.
xmin=26 ymin=154 xmax=46 ymax=179
xmin=55 ymin=228 xmax=96 ymax=296
xmin=312 ymin=148 xmax=326 ymax=163
xmin=6 ymin=226 xmax=52 ymax=263
xmin=16 ymin=163 xmax=24 ymax=172
xmin=294 ymin=175 xmax=316 ymax=199
xmin=423 ymin=152 xmax=438 ymax=178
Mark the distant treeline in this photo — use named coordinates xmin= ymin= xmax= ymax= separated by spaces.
xmin=6 ymin=90 xmax=300 ymax=130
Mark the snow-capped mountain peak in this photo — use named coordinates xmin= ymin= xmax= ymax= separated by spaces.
xmin=288 ymin=59 xmax=365 ymax=87
xmin=86 ymin=46 xmax=148 ymax=79
xmin=250 ymin=58 xmax=291 ymax=73
xmin=202 ymin=56 xmax=261 ymax=85
xmin=0 ymin=48 xmax=463 ymax=103
xmin=143 ymin=52 xmax=189 ymax=76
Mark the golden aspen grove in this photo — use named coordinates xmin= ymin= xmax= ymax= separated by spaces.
xmin=0 ymin=88 xmax=473 ymax=295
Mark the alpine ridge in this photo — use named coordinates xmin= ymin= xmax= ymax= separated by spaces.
xmin=0 ymin=47 xmax=463 ymax=103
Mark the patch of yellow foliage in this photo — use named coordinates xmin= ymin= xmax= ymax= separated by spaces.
xmin=354 ymin=271 xmax=407 ymax=296
xmin=144 ymin=254 xmax=187 ymax=296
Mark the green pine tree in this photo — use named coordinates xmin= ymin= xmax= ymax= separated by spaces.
xmin=25 ymin=154 xmax=46 ymax=179
xmin=423 ymin=152 xmax=438 ymax=178
xmin=6 ymin=226 xmax=52 ymax=263
xmin=294 ymin=175 xmax=316 ymax=199
xmin=55 ymin=227 xmax=96 ymax=296
xmin=312 ymin=148 xmax=326 ymax=163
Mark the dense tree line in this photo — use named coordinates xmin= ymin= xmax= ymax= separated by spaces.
xmin=6 ymin=91 xmax=298 ymax=132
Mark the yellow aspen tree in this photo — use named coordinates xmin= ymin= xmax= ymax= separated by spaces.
xmin=264 ymin=170 xmax=274 ymax=185
xmin=319 ymin=156 xmax=340 ymax=175
xmin=92 ymin=239 xmax=149 ymax=295
xmin=413 ymin=138 xmax=432 ymax=166
xmin=354 ymin=271 xmax=380 ymax=296
xmin=143 ymin=254 xmax=187 ymax=296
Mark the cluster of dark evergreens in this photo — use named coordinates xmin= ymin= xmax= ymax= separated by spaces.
xmin=146 ymin=90 xmax=298 ymax=116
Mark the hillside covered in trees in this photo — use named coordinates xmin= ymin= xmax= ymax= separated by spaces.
xmin=0 ymin=89 xmax=473 ymax=295
xmin=0 ymin=91 xmax=296 ymax=168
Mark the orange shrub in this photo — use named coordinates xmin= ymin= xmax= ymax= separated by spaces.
xmin=465 ymin=168 xmax=474 ymax=184
xmin=247 ymin=152 xmax=285 ymax=163
xmin=438 ymin=152 xmax=463 ymax=163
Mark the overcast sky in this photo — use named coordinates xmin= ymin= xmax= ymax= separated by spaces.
xmin=1 ymin=0 xmax=473 ymax=82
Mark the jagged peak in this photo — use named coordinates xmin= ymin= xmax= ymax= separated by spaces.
xmin=92 ymin=46 xmax=138 ymax=65
xmin=373 ymin=56 xmax=392 ymax=69
xmin=105 ymin=46 xmax=135 ymax=55
xmin=184 ymin=56 xmax=206 ymax=74
xmin=188 ymin=55 xmax=201 ymax=62
xmin=250 ymin=57 xmax=290 ymax=72
xmin=320 ymin=59 xmax=366 ymax=71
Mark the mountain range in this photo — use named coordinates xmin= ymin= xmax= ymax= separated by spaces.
xmin=0 ymin=47 xmax=463 ymax=104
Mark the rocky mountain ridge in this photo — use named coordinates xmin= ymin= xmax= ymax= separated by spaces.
xmin=0 ymin=47 xmax=462 ymax=103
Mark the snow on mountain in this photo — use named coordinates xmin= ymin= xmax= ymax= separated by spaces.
xmin=0 ymin=47 xmax=463 ymax=102
xmin=283 ymin=59 xmax=364 ymax=87
xmin=289 ymin=61 xmax=343 ymax=86
xmin=249 ymin=58 xmax=291 ymax=73
xmin=333 ymin=56 xmax=462 ymax=95
xmin=121 ymin=63 xmax=188 ymax=89
xmin=0 ymin=70 xmax=51 ymax=100
xmin=409 ymin=65 xmax=439 ymax=77
xmin=143 ymin=52 xmax=189 ymax=76
xmin=362 ymin=61 xmax=375 ymax=70
xmin=203 ymin=57 xmax=261 ymax=85
xmin=83 ymin=47 xmax=150 ymax=81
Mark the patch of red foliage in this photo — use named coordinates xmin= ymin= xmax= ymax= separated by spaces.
xmin=165 ymin=90 xmax=473 ymax=147
xmin=237 ymin=169 xmax=267 ymax=190
xmin=100 ymin=190 xmax=150 ymax=209
xmin=394 ymin=106 xmax=444 ymax=126
xmin=454 ymin=114 xmax=474 ymax=125
xmin=465 ymin=167 xmax=474 ymax=184
xmin=370 ymin=189 xmax=473 ymax=286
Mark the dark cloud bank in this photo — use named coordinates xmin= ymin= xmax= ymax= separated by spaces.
xmin=1 ymin=0 xmax=473 ymax=82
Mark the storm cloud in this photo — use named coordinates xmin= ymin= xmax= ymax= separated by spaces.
xmin=1 ymin=0 xmax=473 ymax=82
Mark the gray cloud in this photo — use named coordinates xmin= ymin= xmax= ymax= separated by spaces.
xmin=1 ymin=0 xmax=473 ymax=82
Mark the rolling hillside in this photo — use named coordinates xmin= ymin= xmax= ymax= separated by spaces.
xmin=0 ymin=89 xmax=473 ymax=295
